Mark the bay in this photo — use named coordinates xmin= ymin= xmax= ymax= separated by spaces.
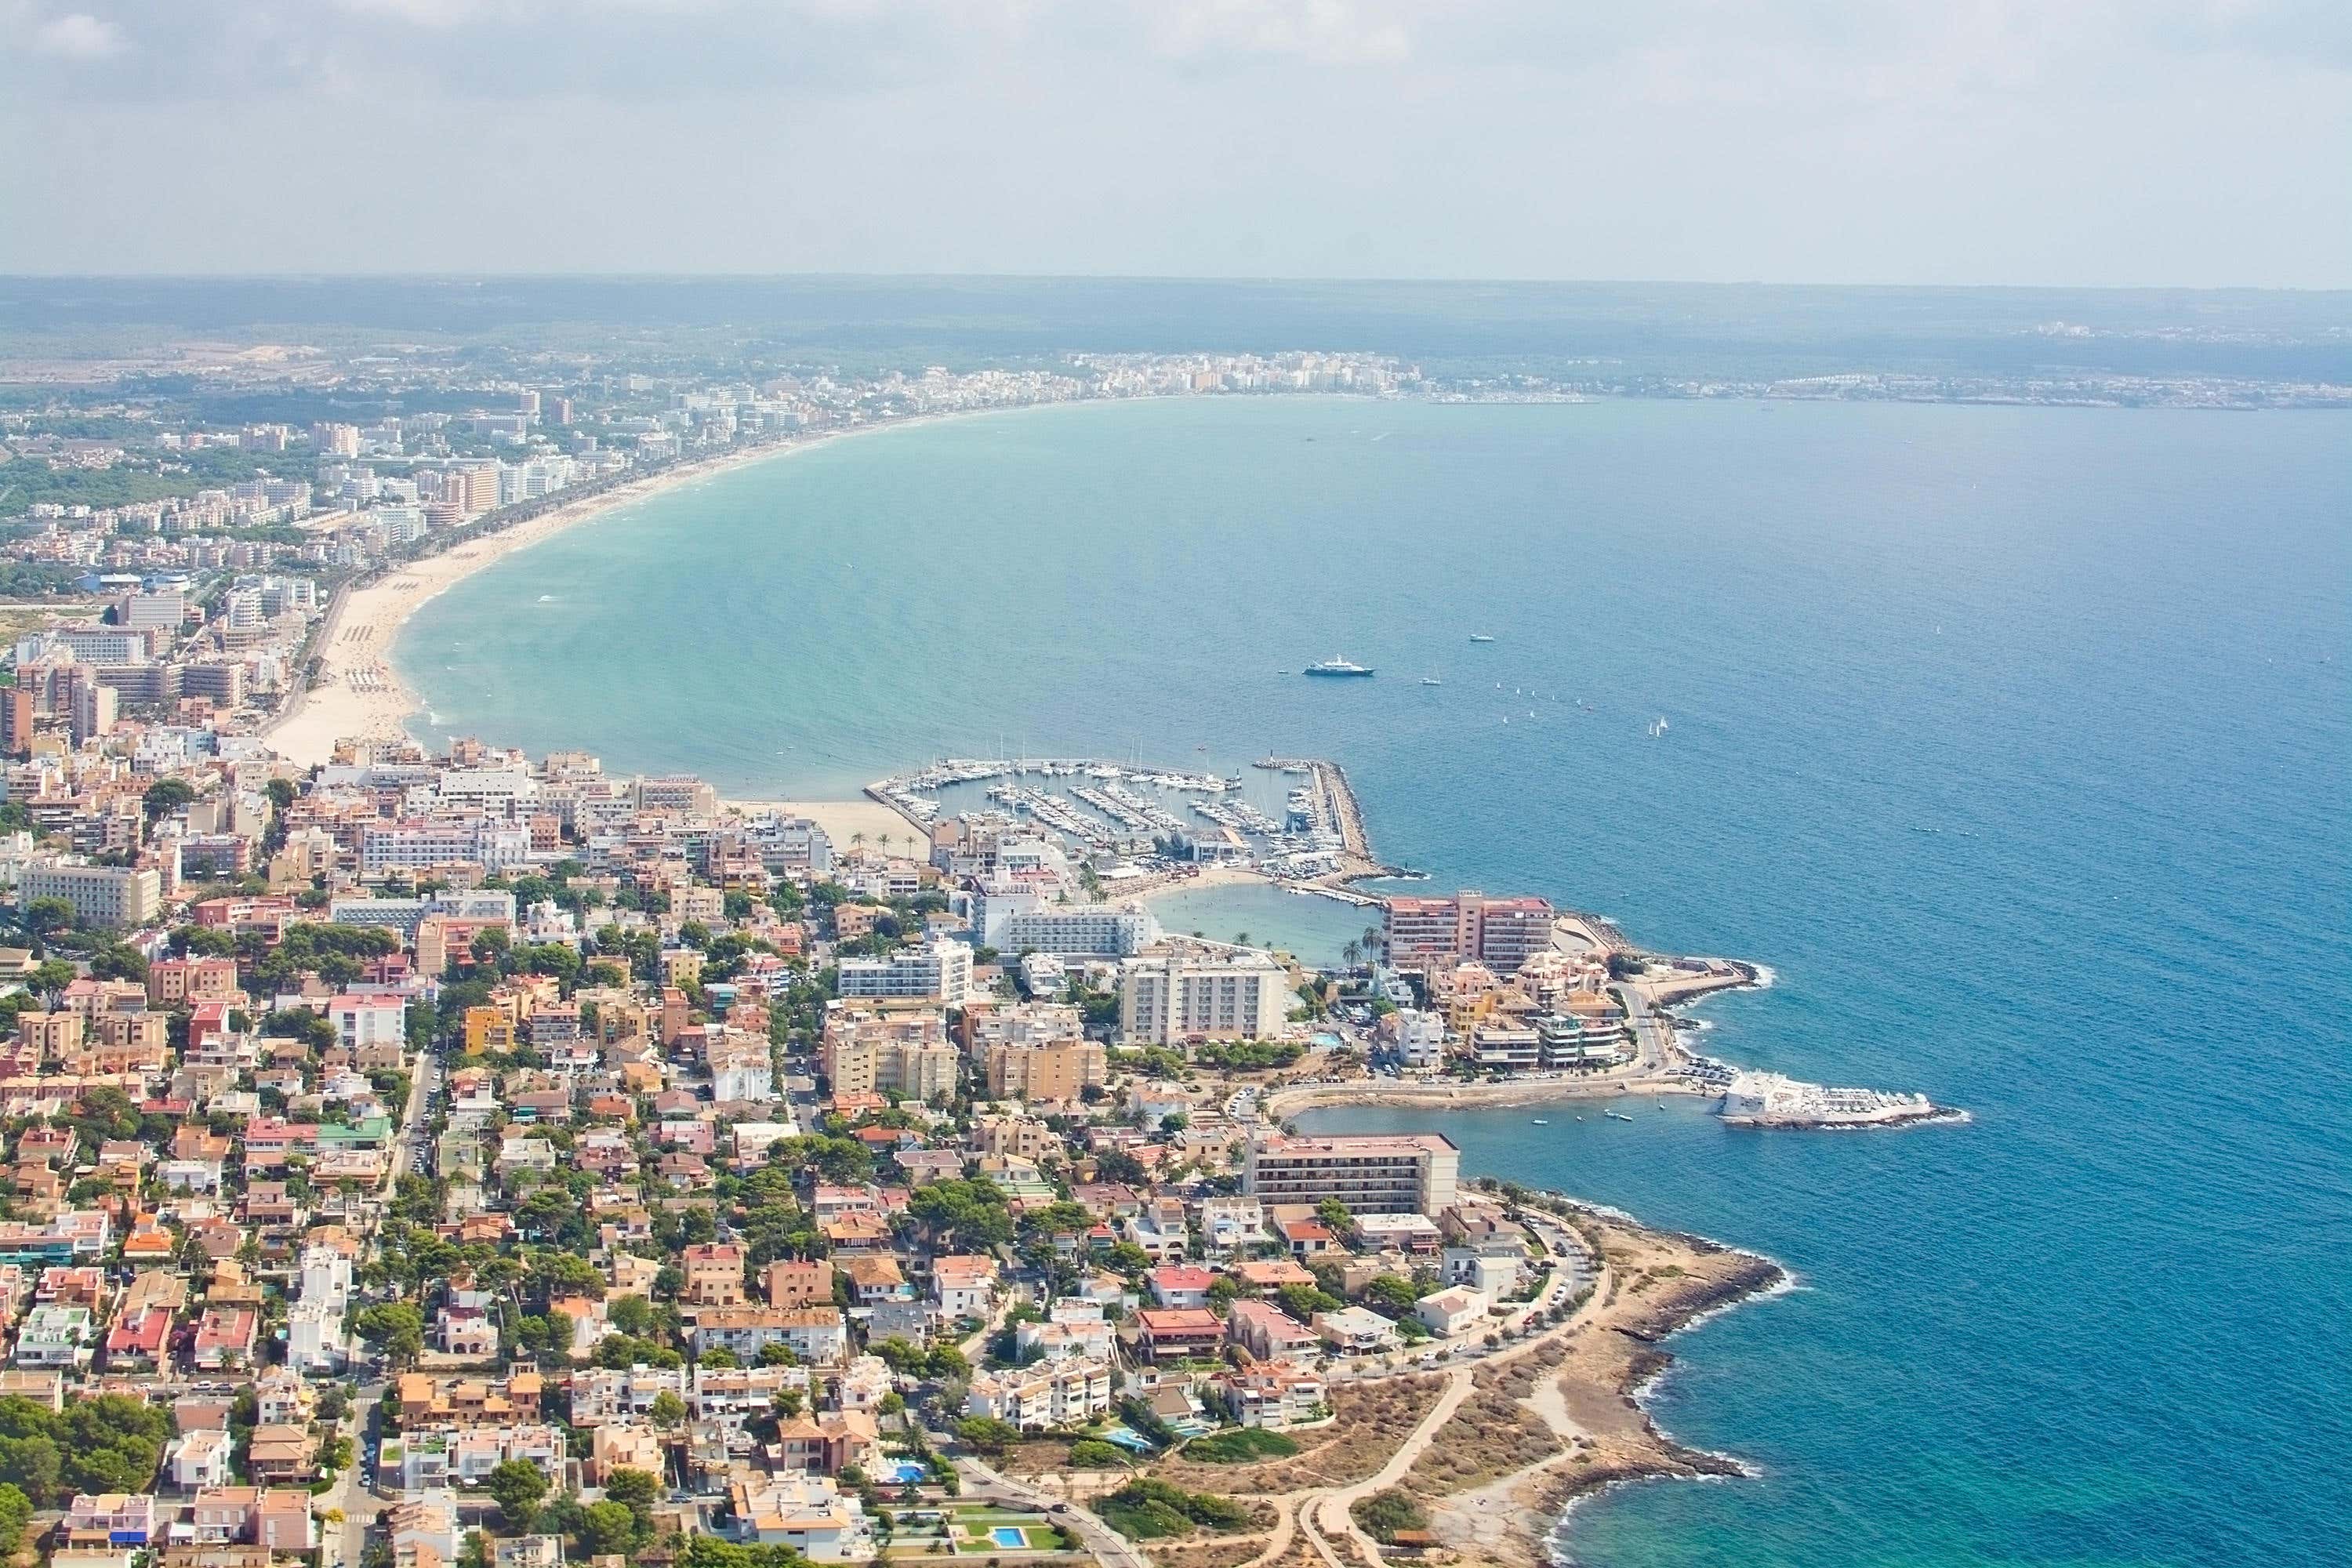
xmin=401 ymin=394 xmax=2350 ymax=1566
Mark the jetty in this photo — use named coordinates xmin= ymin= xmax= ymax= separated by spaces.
xmin=1717 ymin=1069 xmax=1959 ymax=1129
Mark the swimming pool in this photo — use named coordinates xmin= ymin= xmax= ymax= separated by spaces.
xmin=988 ymin=1528 xmax=1028 ymax=1548
xmin=880 ymin=1459 xmax=928 ymax=1485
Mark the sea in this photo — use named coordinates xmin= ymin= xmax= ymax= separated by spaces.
xmin=399 ymin=394 xmax=2350 ymax=1567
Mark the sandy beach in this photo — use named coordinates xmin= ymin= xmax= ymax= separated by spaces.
xmin=263 ymin=441 xmax=802 ymax=768
xmin=261 ymin=411 xmax=985 ymax=776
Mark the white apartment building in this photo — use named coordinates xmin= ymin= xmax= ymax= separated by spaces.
xmin=18 ymin=858 xmax=162 ymax=929
xmin=360 ymin=822 xmax=532 ymax=874
xmin=571 ymin=1363 xmax=689 ymax=1425
xmin=1388 ymin=1007 xmax=1447 ymax=1070
xmin=1243 ymin=1133 xmax=1461 ymax=1217
xmin=974 ymin=887 xmax=1160 ymax=957
xmin=964 ymin=1356 xmax=1114 ymax=1431
xmin=837 ymin=941 xmax=973 ymax=1006
xmin=1117 ymin=946 xmax=1291 ymax=1044
xmin=286 ymin=1298 xmax=347 ymax=1374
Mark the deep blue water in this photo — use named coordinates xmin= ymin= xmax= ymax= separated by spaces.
xmin=401 ymin=396 xmax=2350 ymax=1566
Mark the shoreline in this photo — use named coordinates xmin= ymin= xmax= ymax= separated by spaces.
xmin=1419 ymin=1200 xmax=1791 ymax=1568
xmin=260 ymin=407 xmax=1005 ymax=770
xmin=995 ymin=1192 xmax=1789 ymax=1568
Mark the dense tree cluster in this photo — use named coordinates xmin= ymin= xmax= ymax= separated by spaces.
xmin=0 ymin=1395 xmax=172 ymax=1505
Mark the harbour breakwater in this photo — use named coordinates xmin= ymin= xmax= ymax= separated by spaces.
xmin=866 ymin=744 xmax=1957 ymax=1131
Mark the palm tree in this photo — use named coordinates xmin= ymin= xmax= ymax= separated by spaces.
xmin=1342 ymin=940 xmax=1362 ymax=968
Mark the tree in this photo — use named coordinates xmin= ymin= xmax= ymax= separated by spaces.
xmin=141 ymin=778 xmax=195 ymax=822
xmin=1349 ymin=1490 xmax=1427 ymax=1544
xmin=170 ymin=924 xmax=238 ymax=956
xmin=351 ymin=1302 xmax=426 ymax=1366
xmin=19 ymin=900 xmax=74 ymax=944
xmin=1276 ymin=1283 xmax=1341 ymax=1322
xmin=906 ymin=1179 xmax=1013 ymax=1250
xmin=604 ymin=1467 xmax=659 ymax=1541
xmin=485 ymin=1460 xmax=549 ymax=1529
xmin=580 ymin=1499 xmax=637 ymax=1555
xmin=0 ymin=1482 xmax=31 ymax=1553
xmin=682 ymin=1537 xmax=815 ymax=1568
xmin=953 ymin=1416 xmax=1020 ymax=1457
xmin=699 ymin=1345 xmax=739 ymax=1369
xmin=648 ymin=1392 xmax=687 ymax=1430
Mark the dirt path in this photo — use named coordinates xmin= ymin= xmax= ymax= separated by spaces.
xmin=1308 ymin=1364 xmax=1476 ymax=1565
xmin=1238 ymin=1364 xmax=1476 ymax=1568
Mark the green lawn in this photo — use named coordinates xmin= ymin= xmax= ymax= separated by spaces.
xmin=1179 ymin=1427 xmax=1300 ymax=1463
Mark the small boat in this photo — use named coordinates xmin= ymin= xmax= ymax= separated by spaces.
xmin=1469 ymin=633 xmax=1497 ymax=643
xmin=1606 ymin=1112 xmax=1635 ymax=1123
xmin=1530 ymin=1119 xmax=1548 ymax=1126
xmin=1421 ymin=677 xmax=1443 ymax=687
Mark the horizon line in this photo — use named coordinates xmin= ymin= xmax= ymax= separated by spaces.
xmin=1 ymin=270 xmax=2347 ymax=298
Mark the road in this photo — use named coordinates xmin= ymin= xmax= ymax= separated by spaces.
xmin=327 ymin=1034 xmax=437 ymax=1568
xmin=954 ymin=1453 xmax=1150 ymax=1568
xmin=388 ymin=1041 xmax=442 ymax=1186
xmin=318 ymin=1379 xmax=387 ymax=1568
xmin=1613 ymin=982 xmax=1678 ymax=1075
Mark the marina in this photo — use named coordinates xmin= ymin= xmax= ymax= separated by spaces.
xmin=867 ymin=750 xmax=1396 ymax=891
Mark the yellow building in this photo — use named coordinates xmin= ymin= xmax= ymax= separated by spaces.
xmin=463 ymin=1006 xmax=517 ymax=1055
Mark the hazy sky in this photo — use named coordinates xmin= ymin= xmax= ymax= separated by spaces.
xmin=2 ymin=0 xmax=2345 ymax=287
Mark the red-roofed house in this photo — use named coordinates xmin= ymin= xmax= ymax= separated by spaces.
xmin=1145 ymin=1264 xmax=1215 ymax=1310
xmin=190 ymin=1306 xmax=259 ymax=1370
xmin=1134 ymin=1308 xmax=1223 ymax=1363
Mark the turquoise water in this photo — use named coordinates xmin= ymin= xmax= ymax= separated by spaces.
xmin=401 ymin=396 xmax=2350 ymax=1566
xmin=1143 ymin=881 xmax=1374 ymax=970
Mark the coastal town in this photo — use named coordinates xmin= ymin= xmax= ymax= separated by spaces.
xmin=0 ymin=702 xmax=1816 ymax=1568
xmin=0 ymin=336 xmax=1969 ymax=1568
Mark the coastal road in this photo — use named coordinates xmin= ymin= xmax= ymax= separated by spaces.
xmin=1613 ymin=982 xmax=1676 ymax=1075
xmin=953 ymin=1454 xmax=1149 ymax=1568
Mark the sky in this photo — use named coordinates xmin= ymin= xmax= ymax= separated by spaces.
xmin=0 ymin=0 xmax=2345 ymax=288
